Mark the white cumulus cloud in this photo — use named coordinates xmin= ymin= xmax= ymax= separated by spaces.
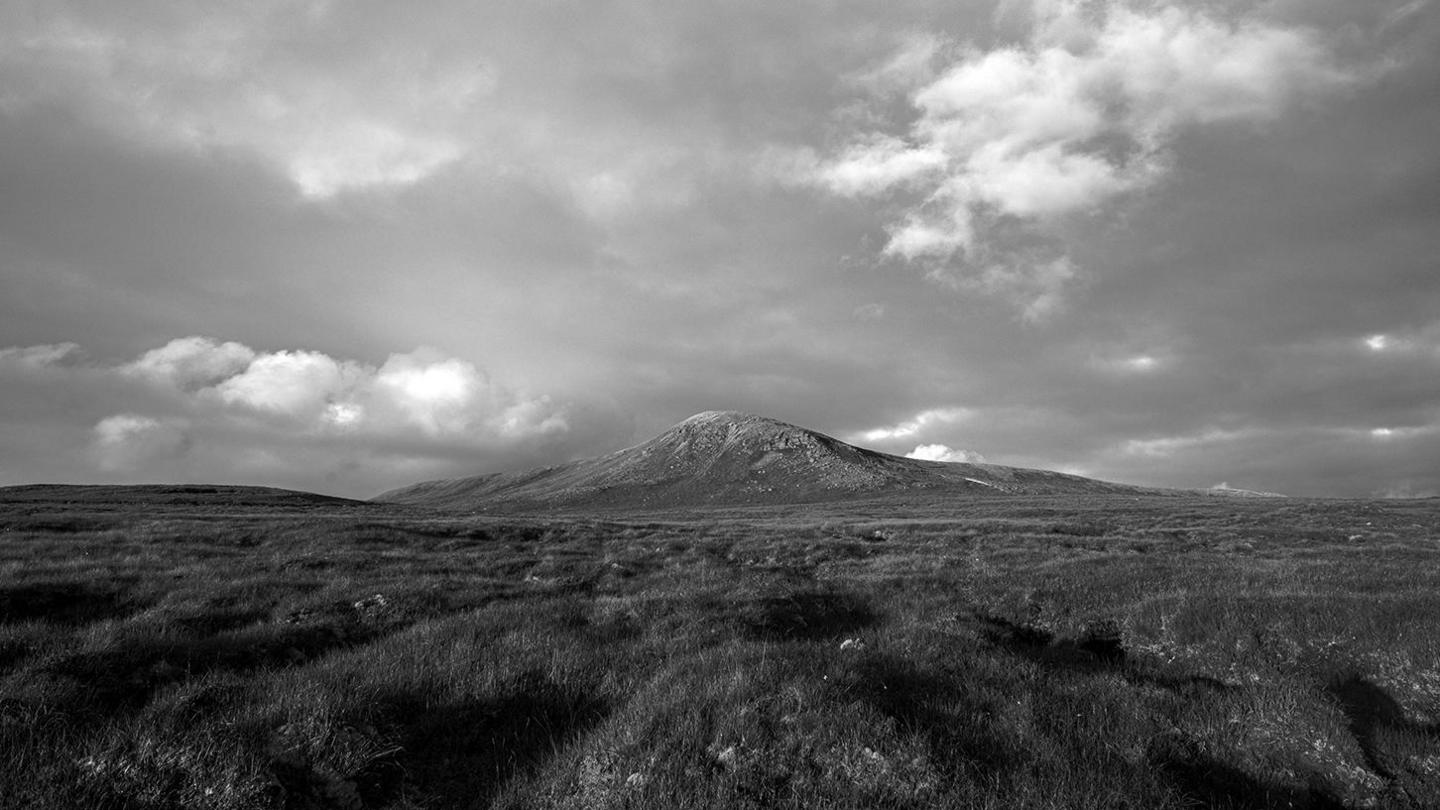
xmin=817 ymin=135 xmax=949 ymax=197
xmin=0 ymin=336 xmax=584 ymax=494
xmin=123 ymin=336 xmax=256 ymax=390
xmin=813 ymin=0 xmax=1353 ymax=311
xmin=853 ymin=407 xmax=974 ymax=444
xmin=907 ymin=443 xmax=986 ymax=463
xmin=368 ymin=350 xmax=555 ymax=439
xmin=214 ymin=349 xmax=360 ymax=420
xmin=117 ymin=336 xmax=573 ymax=442
xmin=118 ymin=338 xmax=572 ymax=444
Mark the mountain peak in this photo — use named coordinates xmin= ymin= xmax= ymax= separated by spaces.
xmin=665 ymin=411 xmax=813 ymax=443
xmin=377 ymin=411 xmax=1152 ymax=511
xmin=674 ymin=410 xmax=795 ymax=432
xmin=680 ymin=409 xmax=755 ymax=423
xmin=630 ymin=410 xmax=841 ymax=473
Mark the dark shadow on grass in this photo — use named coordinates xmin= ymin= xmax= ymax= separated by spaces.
xmin=974 ymin=613 xmax=1231 ymax=694
xmin=171 ymin=607 xmax=270 ymax=635
xmin=0 ymin=640 xmax=28 ymax=671
xmin=0 ymin=514 xmax=119 ymax=533
xmin=47 ymin=621 xmax=405 ymax=714
xmin=336 ymin=670 xmax=609 ymax=808
xmin=846 ymin=652 xmax=1028 ymax=785
xmin=977 ymin=615 xmax=1349 ymax=808
xmin=1327 ymin=676 xmax=1440 ymax=783
xmin=740 ymin=589 xmax=877 ymax=642
xmin=1149 ymin=737 xmax=1347 ymax=810
xmin=0 ymin=582 xmax=149 ymax=626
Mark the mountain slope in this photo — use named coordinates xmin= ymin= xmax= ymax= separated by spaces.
xmin=376 ymin=410 xmax=1156 ymax=511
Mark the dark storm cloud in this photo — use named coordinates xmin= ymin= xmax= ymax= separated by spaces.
xmin=1 ymin=0 xmax=1438 ymax=497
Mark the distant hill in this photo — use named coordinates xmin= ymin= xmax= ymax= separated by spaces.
xmin=0 ymin=484 xmax=371 ymax=512
xmin=376 ymin=410 xmax=1162 ymax=512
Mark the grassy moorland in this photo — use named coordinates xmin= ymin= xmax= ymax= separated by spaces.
xmin=1 ymin=486 xmax=1438 ymax=809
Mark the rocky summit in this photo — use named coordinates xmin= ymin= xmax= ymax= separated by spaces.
xmin=375 ymin=410 xmax=1154 ymax=512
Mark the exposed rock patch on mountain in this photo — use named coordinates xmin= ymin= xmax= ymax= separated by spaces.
xmin=375 ymin=410 xmax=1157 ymax=512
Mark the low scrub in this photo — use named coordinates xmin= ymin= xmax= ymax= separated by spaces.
xmin=1 ymin=491 xmax=1438 ymax=808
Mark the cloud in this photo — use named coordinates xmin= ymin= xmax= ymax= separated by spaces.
xmin=816 ymin=135 xmax=949 ymax=197
xmin=1381 ymin=0 xmax=1434 ymax=34
xmin=1358 ymin=322 xmax=1440 ymax=357
xmin=1089 ymin=350 xmax=1167 ymax=375
xmin=371 ymin=352 xmax=481 ymax=436
xmin=123 ymin=336 xmax=256 ymax=390
xmin=811 ymin=0 xmax=1354 ymax=311
xmin=1081 ymin=417 xmax=1440 ymax=497
xmin=91 ymin=414 xmax=189 ymax=472
xmin=0 ymin=342 xmax=82 ymax=370
xmin=1 ymin=3 xmax=489 ymax=198
xmin=213 ymin=349 xmax=360 ymax=420
xmin=907 ymin=443 xmax=986 ymax=463
xmin=974 ymin=253 xmax=1079 ymax=323
xmin=852 ymin=407 xmax=974 ymax=444
xmin=116 ymin=337 xmax=571 ymax=444
xmin=1120 ymin=428 xmax=1256 ymax=458
xmin=0 ymin=336 xmax=591 ymax=496
xmin=1 ymin=1 xmax=1436 ymax=502
xmin=370 ymin=350 xmax=568 ymax=439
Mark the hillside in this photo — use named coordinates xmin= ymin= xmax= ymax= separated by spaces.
xmin=0 ymin=483 xmax=376 ymax=515
xmin=376 ymin=410 xmax=1156 ymax=511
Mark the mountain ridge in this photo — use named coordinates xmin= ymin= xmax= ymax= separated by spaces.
xmin=375 ymin=410 xmax=1164 ymax=512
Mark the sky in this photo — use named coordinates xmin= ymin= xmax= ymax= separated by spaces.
xmin=1 ymin=0 xmax=1438 ymax=499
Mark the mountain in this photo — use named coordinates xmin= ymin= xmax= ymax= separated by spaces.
xmin=375 ymin=410 xmax=1158 ymax=512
